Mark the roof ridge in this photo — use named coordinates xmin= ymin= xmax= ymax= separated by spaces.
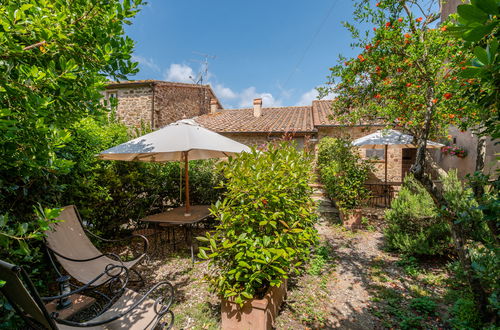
xmin=220 ymin=105 xmax=312 ymax=111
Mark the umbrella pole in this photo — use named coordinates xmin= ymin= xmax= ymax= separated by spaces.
xmin=384 ymin=145 xmax=388 ymax=206
xmin=184 ymin=151 xmax=191 ymax=216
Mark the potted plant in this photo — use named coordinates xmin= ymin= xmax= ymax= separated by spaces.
xmin=317 ymin=137 xmax=372 ymax=229
xmin=198 ymin=143 xmax=318 ymax=330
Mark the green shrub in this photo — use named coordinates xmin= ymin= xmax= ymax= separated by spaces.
xmin=198 ymin=143 xmax=318 ymax=305
xmin=384 ymin=175 xmax=452 ymax=256
xmin=450 ymin=297 xmax=482 ymax=330
xmin=317 ymin=137 xmax=372 ymax=211
xmin=409 ymin=297 xmax=437 ymax=316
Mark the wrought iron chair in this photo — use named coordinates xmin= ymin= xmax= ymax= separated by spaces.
xmin=45 ymin=205 xmax=149 ymax=287
xmin=0 ymin=259 xmax=174 ymax=329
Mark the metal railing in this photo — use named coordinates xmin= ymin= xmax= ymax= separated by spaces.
xmin=365 ymin=182 xmax=402 ymax=208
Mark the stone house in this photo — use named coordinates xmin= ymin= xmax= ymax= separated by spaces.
xmin=195 ymin=98 xmax=408 ymax=184
xmin=104 ymin=80 xmax=223 ymax=129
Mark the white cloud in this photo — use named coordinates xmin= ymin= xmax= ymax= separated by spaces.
xmin=213 ymin=84 xmax=237 ymax=99
xmin=164 ymin=63 xmax=195 ymax=83
xmin=238 ymin=87 xmax=282 ymax=108
xmin=295 ymin=87 xmax=337 ymax=106
xmin=132 ymin=55 xmax=160 ymax=72
xmin=295 ymin=88 xmax=319 ymax=106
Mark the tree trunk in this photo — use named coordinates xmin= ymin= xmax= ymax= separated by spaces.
xmin=409 ymin=87 xmax=492 ymax=322
xmin=473 ymin=132 xmax=499 ymax=245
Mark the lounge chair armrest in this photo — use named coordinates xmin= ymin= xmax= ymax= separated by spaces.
xmin=47 ymin=246 xmax=125 ymax=265
xmin=41 ymin=265 xmax=129 ymax=302
xmin=54 ymin=281 xmax=175 ymax=328
xmin=84 ymin=229 xmax=150 ymax=255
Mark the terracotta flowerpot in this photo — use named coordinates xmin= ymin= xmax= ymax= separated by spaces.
xmin=221 ymin=279 xmax=287 ymax=330
xmin=340 ymin=209 xmax=362 ymax=230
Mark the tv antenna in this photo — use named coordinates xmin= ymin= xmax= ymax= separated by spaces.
xmin=189 ymin=52 xmax=216 ymax=85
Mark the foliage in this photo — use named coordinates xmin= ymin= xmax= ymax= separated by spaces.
xmin=450 ymin=296 xmax=482 ymax=330
xmin=409 ymin=296 xmax=437 ymax=316
xmin=198 ymin=143 xmax=318 ymax=305
xmin=307 ymin=243 xmax=335 ymax=276
xmin=0 ymin=0 xmax=144 ymax=219
xmin=0 ymin=206 xmax=60 ymax=260
xmin=385 ymin=175 xmax=451 ymax=256
xmin=447 ymin=0 xmax=500 ymax=140
xmin=317 ymin=137 xmax=372 ymax=211
xmin=318 ymin=0 xmax=474 ymax=141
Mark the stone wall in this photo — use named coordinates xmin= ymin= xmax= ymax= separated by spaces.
xmin=221 ymin=133 xmax=307 ymax=149
xmin=106 ymin=82 xmax=218 ymax=129
xmin=107 ymin=86 xmax=153 ymax=129
xmin=153 ymin=83 xmax=212 ymax=128
xmin=317 ymin=126 xmax=403 ymax=183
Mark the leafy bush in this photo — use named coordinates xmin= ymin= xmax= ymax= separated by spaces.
xmin=450 ymin=296 xmax=482 ymax=330
xmin=384 ymin=175 xmax=452 ymax=256
xmin=317 ymin=137 xmax=372 ymax=211
xmin=409 ymin=297 xmax=437 ymax=316
xmin=198 ymin=143 xmax=318 ymax=305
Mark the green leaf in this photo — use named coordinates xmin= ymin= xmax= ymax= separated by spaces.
xmin=457 ymin=4 xmax=488 ymax=23
xmin=474 ymin=0 xmax=499 ymax=15
xmin=241 ymin=291 xmax=253 ymax=299
xmin=459 ymin=67 xmax=483 ymax=78
xmin=198 ymin=248 xmax=208 ymax=259
xmin=462 ymin=23 xmax=496 ymax=42
xmin=238 ymin=261 xmax=251 ymax=268
xmin=18 ymin=240 xmax=29 ymax=255
xmin=474 ymin=46 xmax=489 ymax=65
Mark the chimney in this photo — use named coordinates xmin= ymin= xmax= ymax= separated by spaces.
xmin=210 ymin=98 xmax=218 ymax=114
xmin=253 ymin=98 xmax=262 ymax=118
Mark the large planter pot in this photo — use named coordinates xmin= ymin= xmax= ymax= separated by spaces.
xmin=221 ymin=279 xmax=287 ymax=330
xmin=340 ymin=208 xmax=362 ymax=230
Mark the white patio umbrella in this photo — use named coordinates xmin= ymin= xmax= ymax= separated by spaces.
xmin=352 ymin=129 xmax=443 ymax=184
xmin=98 ymin=119 xmax=251 ymax=215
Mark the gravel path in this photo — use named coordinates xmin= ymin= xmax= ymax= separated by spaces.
xmin=316 ymin=223 xmax=385 ymax=329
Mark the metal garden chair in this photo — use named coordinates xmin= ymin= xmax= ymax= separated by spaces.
xmin=45 ymin=205 xmax=149 ymax=287
xmin=0 ymin=259 xmax=174 ymax=329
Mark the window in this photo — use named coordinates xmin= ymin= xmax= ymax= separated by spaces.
xmin=366 ymin=148 xmax=385 ymax=160
xmin=106 ymin=91 xmax=117 ymax=100
xmin=105 ymin=91 xmax=118 ymax=108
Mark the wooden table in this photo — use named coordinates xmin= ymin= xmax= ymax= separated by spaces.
xmin=45 ymin=294 xmax=96 ymax=320
xmin=141 ymin=205 xmax=211 ymax=262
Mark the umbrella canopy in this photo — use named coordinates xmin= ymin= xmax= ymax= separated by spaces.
xmin=352 ymin=129 xmax=443 ymax=149
xmin=98 ymin=119 xmax=251 ymax=162
xmin=352 ymin=129 xmax=443 ymax=189
xmin=98 ymin=119 xmax=250 ymax=215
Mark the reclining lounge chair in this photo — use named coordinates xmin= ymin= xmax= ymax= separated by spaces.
xmin=45 ymin=205 xmax=149 ymax=287
xmin=0 ymin=259 xmax=174 ymax=329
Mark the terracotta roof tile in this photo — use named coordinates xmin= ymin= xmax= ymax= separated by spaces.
xmin=312 ymin=100 xmax=384 ymax=126
xmin=195 ymin=106 xmax=316 ymax=133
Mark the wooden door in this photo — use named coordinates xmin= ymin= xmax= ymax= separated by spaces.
xmin=402 ymin=148 xmax=417 ymax=181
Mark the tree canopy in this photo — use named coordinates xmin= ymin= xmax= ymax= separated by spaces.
xmin=0 ymin=0 xmax=143 ymax=216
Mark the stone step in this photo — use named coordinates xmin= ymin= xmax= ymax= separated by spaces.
xmin=311 ymin=190 xmax=327 ymax=196
xmin=317 ymin=206 xmax=339 ymax=214
xmin=309 ymin=183 xmax=325 ymax=189
xmin=311 ymin=196 xmax=331 ymax=204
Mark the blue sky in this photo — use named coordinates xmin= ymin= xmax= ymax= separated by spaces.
xmin=126 ymin=0 xmax=363 ymax=108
